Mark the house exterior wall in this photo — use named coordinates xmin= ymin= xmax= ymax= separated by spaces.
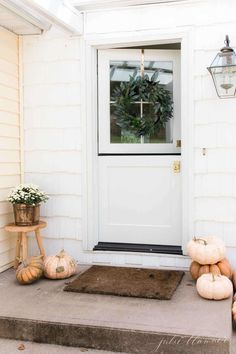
xmin=0 ymin=28 xmax=20 ymax=271
xmin=23 ymin=0 xmax=236 ymax=268
xmin=22 ymin=28 xmax=82 ymax=259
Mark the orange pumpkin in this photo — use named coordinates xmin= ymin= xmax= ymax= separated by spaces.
xmin=16 ymin=255 xmax=44 ymax=285
xmin=231 ymin=270 xmax=236 ymax=289
xmin=190 ymin=258 xmax=232 ymax=281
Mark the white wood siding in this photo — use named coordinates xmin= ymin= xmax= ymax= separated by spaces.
xmin=23 ymin=0 xmax=236 ymax=268
xmin=0 ymin=28 xmax=20 ymax=271
xmin=23 ymin=28 xmax=82 ymax=259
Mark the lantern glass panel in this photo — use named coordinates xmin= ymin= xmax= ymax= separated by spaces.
xmin=209 ymin=65 xmax=236 ymax=98
xmin=211 ymin=51 xmax=236 ymax=67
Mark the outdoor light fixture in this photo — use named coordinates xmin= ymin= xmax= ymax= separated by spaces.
xmin=207 ymin=35 xmax=236 ymax=98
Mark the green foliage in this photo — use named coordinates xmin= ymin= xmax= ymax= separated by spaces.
xmin=111 ymin=74 xmax=173 ymax=137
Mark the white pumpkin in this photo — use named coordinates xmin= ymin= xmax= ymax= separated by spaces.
xmin=187 ymin=236 xmax=226 ymax=265
xmin=196 ymin=273 xmax=233 ymax=300
xmin=44 ymin=249 xmax=77 ymax=279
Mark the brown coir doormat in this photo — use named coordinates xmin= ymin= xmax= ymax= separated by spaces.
xmin=64 ymin=266 xmax=184 ymax=300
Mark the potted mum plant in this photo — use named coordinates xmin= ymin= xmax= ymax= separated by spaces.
xmin=7 ymin=184 xmax=49 ymax=226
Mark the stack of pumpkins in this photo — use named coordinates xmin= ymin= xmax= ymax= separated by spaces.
xmin=16 ymin=250 xmax=77 ymax=285
xmin=187 ymin=236 xmax=233 ymax=300
xmin=232 ymin=293 xmax=236 ymax=322
xmin=231 ymin=272 xmax=236 ymax=321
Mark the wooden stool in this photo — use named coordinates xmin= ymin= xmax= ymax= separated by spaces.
xmin=4 ymin=220 xmax=46 ymax=269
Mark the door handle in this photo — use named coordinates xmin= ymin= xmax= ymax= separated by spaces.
xmin=173 ymin=161 xmax=181 ymax=173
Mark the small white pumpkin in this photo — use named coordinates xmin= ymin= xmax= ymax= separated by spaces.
xmin=44 ymin=249 xmax=77 ymax=279
xmin=196 ymin=273 xmax=233 ymax=300
xmin=187 ymin=236 xmax=226 ymax=265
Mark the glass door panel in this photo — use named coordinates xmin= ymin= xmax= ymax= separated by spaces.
xmin=98 ymin=49 xmax=180 ymax=154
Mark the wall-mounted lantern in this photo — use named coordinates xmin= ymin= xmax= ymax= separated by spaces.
xmin=207 ymin=35 xmax=236 ymax=98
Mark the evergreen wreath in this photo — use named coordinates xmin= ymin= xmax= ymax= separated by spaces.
xmin=111 ymin=73 xmax=173 ymax=137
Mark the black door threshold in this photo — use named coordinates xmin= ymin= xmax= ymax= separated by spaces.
xmin=93 ymin=242 xmax=183 ymax=255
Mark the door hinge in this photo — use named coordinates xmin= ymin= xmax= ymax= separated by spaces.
xmin=176 ymin=139 xmax=181 ymax=148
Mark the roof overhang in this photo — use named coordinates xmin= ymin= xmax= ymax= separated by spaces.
xmin=0 ymin=0 xmax=83 ymax=35
xmin=23 ymin=0 xmax=83 ymax=34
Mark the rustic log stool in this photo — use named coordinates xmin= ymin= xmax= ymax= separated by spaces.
xmin=4 ymin=220 xmax=46 ymax=269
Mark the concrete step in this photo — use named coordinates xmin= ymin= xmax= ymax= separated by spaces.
xmin=0 ymin=267 xmax=232 ymax=354
xmin=0 ymin=338 xmax=118 ymax=354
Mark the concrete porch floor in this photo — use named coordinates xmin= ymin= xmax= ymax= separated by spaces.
xmin=0 ymin=266 xmax=232 ymax=354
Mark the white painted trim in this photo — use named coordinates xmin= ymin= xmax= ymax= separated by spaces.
xmin=80 ymin=251 xmax=191 ymax=270
xmin=72 ymin=0 xmax=197 ymax=11
xmin=82 ymin=28 xmax=194 ymax=255
xmin=81 ymin=38 xmax=89 ymax=249
xmin=180 ymin=30 xmax=195 ymax=255
xmin=0 ymin=0 xmax=51 ymax=32
xmin=81 ymin=40 xmax=99 ymax=250
xmin=0 ymin=261 xmax=14 ymax=273
xmin=22 ymin=0 xmax=83 ymax=35
xmin=0 ymin=0 xmax=83 ymax=35
xmin=19 ymin=36 xmax=24 ymax=184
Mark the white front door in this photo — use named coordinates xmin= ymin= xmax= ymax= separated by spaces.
xmin=97 ymin=49 xmax=182 ymax=251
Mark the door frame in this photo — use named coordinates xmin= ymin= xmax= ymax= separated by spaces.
xmin=81 ymin=27 xmax=194 ymax=256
